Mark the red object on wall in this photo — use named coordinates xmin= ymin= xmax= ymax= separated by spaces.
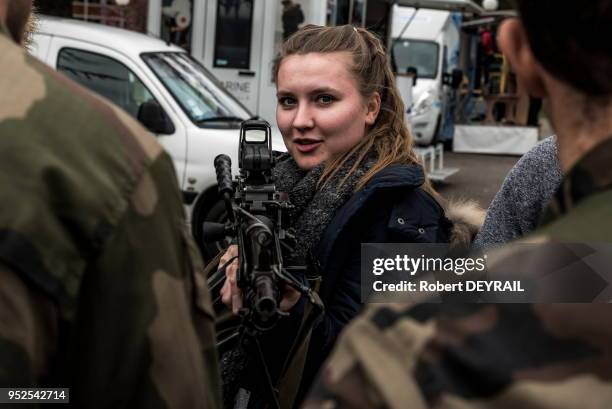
xmin=481 ymin=29 xmax=494 ymax=55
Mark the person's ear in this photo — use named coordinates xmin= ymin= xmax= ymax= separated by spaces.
xmin=365 ymin=92 xmax=381 ymax=126
xmin=497 ymin=18 xmax=547 ymax=98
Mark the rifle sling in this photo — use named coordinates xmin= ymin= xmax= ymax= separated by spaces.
xmin=203 ymin=250 xmax=225 ymax=279
xmin=278 ymin=280 xmax=324 ymax=408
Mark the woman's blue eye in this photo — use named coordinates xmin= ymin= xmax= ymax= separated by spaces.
xmin=317 ymin=95 xmax=335 ymax=104
xmin=279 ymin=97 xmax=297 ymax=107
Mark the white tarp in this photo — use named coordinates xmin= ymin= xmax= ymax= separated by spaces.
xmin=453 ymin=125 xmax=539 ymax=155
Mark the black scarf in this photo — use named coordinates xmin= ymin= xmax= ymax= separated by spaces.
xmin=272 ymin=151 xmax=377 ymax=262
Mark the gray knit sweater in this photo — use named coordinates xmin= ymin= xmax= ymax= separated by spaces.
xmin=473 ymin=136 xmax=563 ymax=248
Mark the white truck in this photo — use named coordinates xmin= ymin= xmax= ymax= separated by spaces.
xmin=390 ymin=4 xmax=463 ymax=147
xmin=30 ymin=16 xmax=286 ymax=256
xmin=389 ymin=0 xmax=485 ymax=180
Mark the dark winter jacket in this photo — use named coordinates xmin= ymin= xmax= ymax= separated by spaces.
xmin=292 ymin=163 xmax=451 ymax=404
xmin=227 ymin=163 xmax=484 ymax=409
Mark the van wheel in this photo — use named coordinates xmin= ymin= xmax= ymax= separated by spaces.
xmin=192 ymin=198 xmax=231 ymax=263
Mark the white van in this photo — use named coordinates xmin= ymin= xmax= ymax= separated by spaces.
xmin=391 ymin=5 xmax=462 ymax=146
xmin=31 ymin=16 xmax=285 ymax=255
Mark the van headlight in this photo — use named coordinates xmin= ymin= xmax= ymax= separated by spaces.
xmin=413 ymin=92 xmax=435 ymax=116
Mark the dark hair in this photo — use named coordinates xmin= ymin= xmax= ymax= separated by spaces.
xmin=272 ymin=24 xmax=420 ymax=190
xmin=515 ymin=0 xmax=612 ymax=97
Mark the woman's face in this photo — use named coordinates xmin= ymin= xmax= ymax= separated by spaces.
xmin=276 ymin=52 xmax=380 ymax=170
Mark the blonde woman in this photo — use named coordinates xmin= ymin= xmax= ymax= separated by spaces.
xmin=219 ymin=25 xmax=456 ymax=408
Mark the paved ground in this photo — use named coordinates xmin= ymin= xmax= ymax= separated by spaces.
xmin=434 ymin=152 xmax=520 ymax=209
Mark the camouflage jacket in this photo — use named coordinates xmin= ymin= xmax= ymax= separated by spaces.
xmin=0 ymin=25 xmax=220 ymax=408
xmin=303 ymin=139 xmax=612 ymax=408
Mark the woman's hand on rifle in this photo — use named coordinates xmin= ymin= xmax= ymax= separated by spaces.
xmin=220 ymin=245 xmax=242 ymax=314
xmin=220 ymin=245 xmax=302 ymax=314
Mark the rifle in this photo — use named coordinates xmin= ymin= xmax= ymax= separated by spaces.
xmin=204 ymin=120 xmax=323 ymax=408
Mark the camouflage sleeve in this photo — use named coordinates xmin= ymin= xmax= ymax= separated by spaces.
xmin=1 ymin=32 xmax=220 ymax=407
xmin=303 ymin=303 xmax=612 ymax=409
xmin=0 ymin=263 xmax=58 ymax=389
xmin=302 ymin=304 xmax=428 ymax=409
xmin=67 ymin=152 xmax=221 ymax=409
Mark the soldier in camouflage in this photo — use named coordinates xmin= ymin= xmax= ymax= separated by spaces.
xmin=0 ymin=1 xmax=220 ymax=407
xmin=304 ymin=1 xmax=612 ymax=407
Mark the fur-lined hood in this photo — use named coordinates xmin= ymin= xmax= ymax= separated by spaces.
xmin=446 ymin=200 xmax=486 ymax=250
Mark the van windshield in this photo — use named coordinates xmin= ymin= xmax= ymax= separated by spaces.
xmin=142 ymin=52 xmax=251 ymax=127
xmin=392 ymin=39 xmax=439 ymax=79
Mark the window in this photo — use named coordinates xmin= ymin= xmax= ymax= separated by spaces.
xmin=328 ymin=0 xmax=350 ymax=25
xmin=392 ymin=40 xmax=440 ymax=79
xmin=142 ymin=52 xmax=251 ymax=126
xmin=213 ymin=0 xmax=254 ymax=69
xmin=351 ymin=0 xmax=366 ymax=27
xmin=327 ymin=0 xmax=364 ymax=26
xmin=58 ymin=48 xmax=156 ymax=119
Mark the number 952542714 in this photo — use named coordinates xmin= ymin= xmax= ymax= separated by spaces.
xmin=1 ymin=388 xmax=69 ymax=403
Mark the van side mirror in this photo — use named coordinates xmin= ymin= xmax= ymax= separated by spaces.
xmin=406 ymin=66 xmax=418 ymax=86
xmin=443 ymin=68 xmax=463 ymax=89
xmin=137 ymin=100 xmax=174 ymax=135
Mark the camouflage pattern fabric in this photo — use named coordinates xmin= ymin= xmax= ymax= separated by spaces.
xmin=303 ymin=139 xmax=612 ymax=408
xmin=305 ymin=303 xmax=612 ymax=409
xmin=0 ymin=24 xmax=220 ymax=409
